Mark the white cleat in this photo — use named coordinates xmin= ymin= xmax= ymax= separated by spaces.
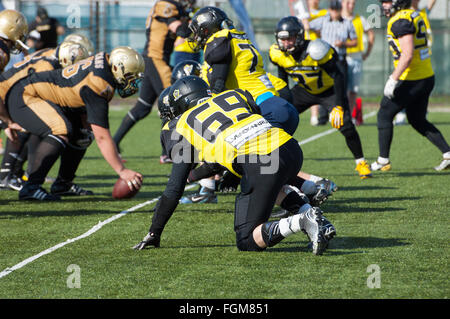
xmin=434 ymin=158 xmax=450 ymax=171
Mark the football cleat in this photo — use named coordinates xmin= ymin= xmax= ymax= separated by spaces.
xmin=309 ymin=184 xmax=330 ymax=207
xmin=355 ymin=160 xmax=373 ymax=179
xmin=320 ymin=215 xmax=337 ymax=242
xmin=298 ymin=206 xmax=328 ymax=255
xmin=0 ymin=175 xmax=23 ymax=191
xmin=179 ymin=186 xmax=218 ymax=204
xmin=133 ymin=232 xmax=160 ymax=250
xmin=315 ymin=178 xmax=338 ymax=193
xmin=19 ymin=184 xmax=61 ymax=201
xmin=50 ymin=179 xmax=94 ymax=196
xmin=370 ymin=160 xmax=392 ymax=172
xmin=434 ymin=158 xmax=450 ymax=171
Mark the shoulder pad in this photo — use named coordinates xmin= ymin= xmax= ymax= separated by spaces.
xmin=269 ymin=44 xmax=284 ymax=63
xmin=307 ymin=39 xmax=330 ymax=61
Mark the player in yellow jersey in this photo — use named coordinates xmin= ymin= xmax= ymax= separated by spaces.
xmin=394 ymin=0 xmax=436 ymax=125
xmin=270 ymin=16 xmax=372 ymax=179
xmin=372 ymin=0 xmax=450 ymax=172
xmin=134 ymin=76 xmax=333 ymax=255
xmin=188 ymin=6 xmax=300 ymax=137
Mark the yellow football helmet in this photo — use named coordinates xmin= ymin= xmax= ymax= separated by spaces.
xmin=57 ymin=41 xmax=89 ymax=68
xmin=0 ymin=9 xmax=28 ymax=53
xmin=109 ymin=46 xmax=145 ymax=98
xmin=63 ymin=33 xmax=95 ymax=56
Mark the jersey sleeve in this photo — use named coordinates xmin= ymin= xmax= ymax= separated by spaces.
xmin=80 ymin=86 xmax=110 ymax=128
xmin=204 ymin=35 xmax=231 ymax=65
xmin=153 ymin=0 xmax=181 ymax=24
xmin=391 ymin=18 xmax=415 ymax=38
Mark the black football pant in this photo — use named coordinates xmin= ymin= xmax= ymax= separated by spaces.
xmin=377 ymin=76 xmax=450 ymax=158
xmin=233 ymin=139 xmax=303 ymax=251
xmin=291 ymin=86 xmax=364 ymax=159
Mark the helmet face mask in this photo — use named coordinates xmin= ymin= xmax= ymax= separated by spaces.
xmin=379 ymin=0 xmax=412 ymax=17
xmin=158 ymin=87 xmax=174 ymax=120
xmin=109 ymin=46 xmax=145 ymax=98
xmin=275 ymin=16 xmax=305 ymax=53
xmin=188 ymin=6 xmax=234 ymax=52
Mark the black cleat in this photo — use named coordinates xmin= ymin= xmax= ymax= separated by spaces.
xmin=51 ymin=180 xmax=94 ymax=196
xmin=0 ymin=175 xmax=23 ymax=191
xmin=19 ymin=184 xmax=61 ymax=201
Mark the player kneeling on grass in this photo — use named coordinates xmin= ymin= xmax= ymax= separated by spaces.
xmin=1 ymin=46 xmax=144 ymax=201
xmin=134 ymin=76 xmax=335 ymax=255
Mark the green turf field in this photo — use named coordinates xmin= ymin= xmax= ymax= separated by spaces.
xmin=0 ymin=103 xmax=449 ymax=299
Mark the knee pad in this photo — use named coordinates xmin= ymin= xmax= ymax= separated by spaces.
xmin=236 ymin=231 xmax=265 ymax=252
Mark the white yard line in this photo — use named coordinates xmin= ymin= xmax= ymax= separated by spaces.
xmin=0 ymin=110 xmax=378 ymax=279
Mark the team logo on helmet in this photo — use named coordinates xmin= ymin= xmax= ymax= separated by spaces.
xmin=183 ymin=64 xmax=194 ymax=75
xmin=173 ymin=89 xmax=181 ymax=101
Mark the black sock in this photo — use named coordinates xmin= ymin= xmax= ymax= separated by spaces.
xmin=57 ymin=145 xmax=87 ymax=182
xmin=26 ymin=134 xmax=42 ymax=176
xmin=341 ymin=127 xmax=364 ymax=159
xmin=27 ymin=135 xmax=66 ymax=186
xmin=378 ymin=127 xmax=394 ymax=158
xmin=113 ymin=113 xmax=136 ymax=148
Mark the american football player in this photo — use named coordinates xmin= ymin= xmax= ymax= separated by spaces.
xmin=270 ymin=16 xmax=372 ymax=179
xmin=5 ymin=46 xmax=144 ymax=200
xmin=188 ymin=6 xmax=300 ymax=136
xmin=372 ymin=0 xmax=450 ymax=171
xmin=0 ymin=41 xmax=89 ymax=192
xmin=113 ymin=0 xmax=192 ymax=163
xmin=134 ymin=76 xmax=334 ymax=254
xmin=0 ymin=10 xmax=29 ymax=146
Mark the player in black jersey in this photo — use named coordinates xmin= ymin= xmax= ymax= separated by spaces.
xmin=5 ymin=47 xmax=145 ymax=200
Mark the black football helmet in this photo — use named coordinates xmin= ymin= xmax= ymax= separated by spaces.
xmin=275 ymin=16 xmax=305 ymax=53
xmin=187 ymin=6 xmax=234 ymax=52
xmin=379 ymin=0 xmax=412 ymax=16
xmin=158 ymin=87 xmax=173 ymax=120
xmin=171 ymin=60 xmax=202 ymax=84
xmin=168 ymin=76 xmax=212 ymax=117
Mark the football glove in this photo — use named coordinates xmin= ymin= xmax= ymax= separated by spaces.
xmin=384 ymin=76 xmax=399 ymax=99
xmin=133 ymin=232 xmax=160 ymax=250
xmin=216 ymin=170 xmax=241 ymax=193
xmin=329 ymin=106 xmax=344 ymax=129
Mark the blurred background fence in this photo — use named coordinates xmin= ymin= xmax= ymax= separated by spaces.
xmin=4 ymin=0 xmax=450 ymax=97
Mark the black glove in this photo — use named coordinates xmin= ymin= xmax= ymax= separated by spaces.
xmin=216 ymin=171 xmax=241 ymax=193
xmin=133 ymin=232 xmax=160 ymax=250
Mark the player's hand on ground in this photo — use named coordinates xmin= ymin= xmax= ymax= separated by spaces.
xmin=133 ymin=232 xmax=160 ymax=250
xmin=119 ymin=168 xmax=143 ymax=191
xmin=329 ymin=106 xmax=344 ymax=129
